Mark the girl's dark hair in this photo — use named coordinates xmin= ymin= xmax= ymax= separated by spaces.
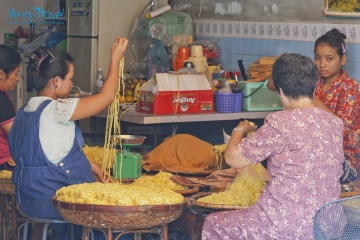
xmin=314 ymin=28 xmax=346 ymax=57
xmin=27 ymin=46 xmax=73 ymax=92
xmin=0 ymin=45 xmax=21 ymax=77
xmin=272 ymin=53 xmax=318 ymax=100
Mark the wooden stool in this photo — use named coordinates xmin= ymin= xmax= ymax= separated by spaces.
xmin=22 ymin=216 xmax=95 ymax=240
xmin=81 ymin=224 xmax=168 ymax=240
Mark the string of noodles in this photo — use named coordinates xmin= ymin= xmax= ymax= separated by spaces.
xmin=211 ymin=122 xmax=256 ymax=170
xmin=175 ymin=74 xmax=180 ymax=113
xmin=102 ymin=58 xmax=124 ymax=182
xmin=56 ymin=182 xmax=184 ymax=205
xmin=198 ymin=163 xmax=266 ymax=206
xmin=211 ymin=144 xmax=226 ymax=170
xmin=83 ymin=145 xmax=117 ymax=166
xmin=132 ymin=171 xmax=188 ymax=191
xmin=0 ymin=170 xmax=12 ymax=178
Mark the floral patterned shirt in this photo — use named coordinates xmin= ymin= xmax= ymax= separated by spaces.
xmin=202 ymin=107 xmax=344 ymax=240
xmin=314 ymin=70 xmax=360 ymax=171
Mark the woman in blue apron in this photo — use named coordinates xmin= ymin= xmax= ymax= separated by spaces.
xmin=8 ymin=37 xmax=131 ymax=239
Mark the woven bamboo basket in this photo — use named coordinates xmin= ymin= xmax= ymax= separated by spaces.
xmin=52 ymin=197 xmax=186 ymax=230
xmin=189 ymin=192 xmax=249 ymax=211
xmin=0 ymin=178 xmax=15 ymax=195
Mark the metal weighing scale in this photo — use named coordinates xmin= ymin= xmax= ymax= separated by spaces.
xmin=111 ymin=135 xmax=146 ymax=179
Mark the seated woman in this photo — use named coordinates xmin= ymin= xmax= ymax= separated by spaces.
xmin=0 ymin=45 xmax=21 ymax=170
xmin=8 ymin=37 xmax=132 ymax=239
xmin=202 ymin=53 xmax=344 ymax=239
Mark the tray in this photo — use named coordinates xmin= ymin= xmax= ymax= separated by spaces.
xmin=143 ymin=166 xmax=215 ymax=176
xmin=189 ymin=192 xmax=249 ymax=211
xmin=175 ymin=187 xmax=199 ymax=195
xmin=0 ymin=178 xmax=15 ymax=195
xmin=52 ymin=197 xmax=186 ymax=230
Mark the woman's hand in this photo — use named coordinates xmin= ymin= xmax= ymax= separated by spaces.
xmin=110 ymin=36 xmax=128 ymax=64
xmin=89 ymin=161 xmax=113 ymax=183
xmin=235 ymin=120 xmax=257 ymax=136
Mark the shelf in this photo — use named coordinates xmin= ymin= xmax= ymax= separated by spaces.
xmin=94 ymin=110 xmax=276 ymax=124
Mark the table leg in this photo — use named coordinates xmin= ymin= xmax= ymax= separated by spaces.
xmin=163 ymin=224 xmax=168 ymax=240
xmin=81 ymin=226 xmax=90 ymax=240
xmin=11 ymin=195 xmax=17 ymax=240
xmin=107 ymin=229 xmax=113 ymax=240
xmin=1 ymin=194 xmax=6 ymax=240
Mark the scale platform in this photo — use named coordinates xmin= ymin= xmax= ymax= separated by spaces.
xmin=111 ymin=135 xmax=146 ymax=179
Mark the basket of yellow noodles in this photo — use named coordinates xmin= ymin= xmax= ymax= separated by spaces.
xmin=0 ymin=170 xmax=15 ymax=195
xmin=52 ymin=182 xmax=186 ymax=230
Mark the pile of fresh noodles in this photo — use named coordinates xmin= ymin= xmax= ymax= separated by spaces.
xmin=198 ymin=163 xmax=266 ymax=206
xmin=0 ymin=170 xmax=12 ymax=178
xmin=82 ymin=145 xmax=117 ymax=166
xmin=56 ymin=182 xmax=184 ymax=206
xmin=132 ymin=171 xmax=188 ymax=191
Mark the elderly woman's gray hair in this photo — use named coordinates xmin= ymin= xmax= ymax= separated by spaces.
xmin=272 ymin=53 xmax=318 ymax=99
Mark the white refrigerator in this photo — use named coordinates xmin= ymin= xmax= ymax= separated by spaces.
xmin=66 ymin=0 xmax=167 ymax=92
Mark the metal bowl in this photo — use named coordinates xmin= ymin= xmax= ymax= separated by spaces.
xmin=110 ymin=135 xmax=146 ymax=145
xmin=341 ymin=184 xmax=355 ymax=192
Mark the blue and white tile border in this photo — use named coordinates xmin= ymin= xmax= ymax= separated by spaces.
xmin=196 ymin=20 xmax=360 ymax=44
xmin=194 ymin=20 xmax=360 ymax=81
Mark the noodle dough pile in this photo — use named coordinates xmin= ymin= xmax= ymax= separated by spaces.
xmin=132 ymin=171 xmax=188 ymax=191
xmin=0 ymin=170 xmax=12 ymax=178
xmin=198 ymin=164 xmax=266 ymax=206
xmin=56 ymin=182 xmax=184 ymax=206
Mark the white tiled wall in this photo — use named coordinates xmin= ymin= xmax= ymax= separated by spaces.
xmin=194 ymin=20 xmax=360 ymax=81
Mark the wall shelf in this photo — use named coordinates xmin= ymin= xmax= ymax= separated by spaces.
xmin=94 ymin=110 xmax=276 ymax=124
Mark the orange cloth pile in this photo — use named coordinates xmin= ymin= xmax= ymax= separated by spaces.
xmin=142 ymin=134 xmax=217 ymax=173
xmin=247 ymin=56 xmax=279 ymax=82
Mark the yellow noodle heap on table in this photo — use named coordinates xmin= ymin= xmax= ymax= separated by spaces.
xmin=56 ymin=182 xmax=184 ymax=206
xmin=0 ymin=170 xmax=12 ymax=178
xmin=83 ymin=145 xmax=117 ymax=166
xmin=197 ymin=163 xmax=266 ymax=206
xmin=132 ymin=171 xmax=188 ymax=191
xmin=102 ymin=58 xmax=124 ymax=180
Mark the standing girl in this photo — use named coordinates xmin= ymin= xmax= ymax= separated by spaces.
xmin=313 ymin=28 xmax=360 ymax=183
xmin=0 ymin=45 xmax=21 ymax=171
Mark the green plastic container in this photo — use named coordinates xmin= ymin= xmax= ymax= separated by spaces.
xmin=239 ymin=80 xmax=283 ymax=112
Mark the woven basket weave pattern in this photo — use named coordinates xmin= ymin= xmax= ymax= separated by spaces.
xmin=53 ymin=198 xmax=186 ymax=230
xmin=0 ymin=178 xmax=15 ymax=195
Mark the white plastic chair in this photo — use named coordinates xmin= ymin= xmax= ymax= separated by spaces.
xmin=313 ymin=195 xmax=360 ymax=239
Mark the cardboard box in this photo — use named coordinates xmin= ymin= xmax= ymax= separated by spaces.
xmin=138 ymin=73 xmax=214 ymax=114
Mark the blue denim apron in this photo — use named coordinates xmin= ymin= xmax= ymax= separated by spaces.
xmin=8 ymin=100 xmax=94 ymax=219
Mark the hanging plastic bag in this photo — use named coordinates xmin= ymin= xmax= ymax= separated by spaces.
xmin=145 ymin=38 xmax=170 ymax=80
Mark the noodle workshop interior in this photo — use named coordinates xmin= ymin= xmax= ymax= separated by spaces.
xmin=1 ymin=0 xmax=360 ymax=239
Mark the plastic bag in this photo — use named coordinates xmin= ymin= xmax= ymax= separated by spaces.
xmin=218 ymin=81 xmax=232 ymax=94
xmin=22 ymin=32 xmax=50 ymax=56
xmin=124 ymin=0 xmax=193 ymax=77
xmin=145 ymin=38 xmax=170 ymax=80
xmin=188 ymin=38 xmax=221 ymax=65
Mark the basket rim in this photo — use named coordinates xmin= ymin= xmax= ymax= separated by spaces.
xmin=0 ymin=178 xmax=12 ymax=183
xmin=52 ymin=196 xmax=187 ymax=213
xmin=189 ymin=192 xmax=249 ymax=210
xmin=175 ymin=186 xmax=199 ymax=195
